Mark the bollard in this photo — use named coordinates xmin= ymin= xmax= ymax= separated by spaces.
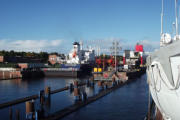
xmin=36 ymin=104 xmax=45 ymax=119
xmin=98 ymin=81 xmax=102 ymax=86
xmin=74 ymin=80 xmax=78 ymax=88
xmin=98 ymin=81 xmax=104 ymax=92
xmin=44 ymin=96 xmax=51 ymax=110
xmin=39 ymin=90 xmax=44 ymax=105
xmin=81 ymin=91 xmax=87 ymax=102
xmin=16 ymin=109 xmax=20 ymax=120
xmin=37 ymin=90 xmax=45 ymax=119
xmin=9 ymin=107 xmax=12 ymax=120
xmin=69 ymin=83 xmax=74 ymax=92
xmin=74 ymin=88 xmax=80 ymax=101
xmin=25 ymin=100 xmax=35 ymax=120
xmin=86 ymin=79 xmax=90 ymax=87
xmin=44 ymin=87 xmax=51 ymax=98
xmin=89 ymin=77 xmax=94 ymax=87
xmin=112 ymin=77 xmax=116 ymax=87
xmin=104 ymin=82 xmax=108 ymax=89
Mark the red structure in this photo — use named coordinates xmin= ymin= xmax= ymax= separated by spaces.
xmin=135 ymin=44 xmax=143 ymax=52
xmin=123 ymin=57 xmax=126 ymax=65
xmin=95 ymin=58 xmax=102 ymax=66
xmin=135 ymin=44 xmax=144 ymax=65
xmin=141 ymin=56 xmax=143 ymax=65
xmin=95 ymin=56 xmax=117 ymax=68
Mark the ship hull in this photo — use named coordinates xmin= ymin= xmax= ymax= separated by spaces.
xmin=42 ymin=64 xmax=93 ymax=77
xmin=43 ymin=70 xmax=79 ymax=77
xmin=146 ymin=40 xmax=180 ymax=120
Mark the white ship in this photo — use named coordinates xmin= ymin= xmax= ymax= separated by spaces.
xmin=43 ymin=42 xmax=95 ymax=77
xmin=66 ymin=42 xmax=95 ymax=64
xmin=146 ymin=0 xmax=180 ymax=119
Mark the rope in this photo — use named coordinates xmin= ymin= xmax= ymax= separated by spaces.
xmin=156 ymin=63 xmax=180 ymax=90
xmin=151 ymin=66 xmax=165 ymax=118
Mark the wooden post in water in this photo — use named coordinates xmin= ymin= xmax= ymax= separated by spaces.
xmin=90 ymin=76 xmax=94 ymax=86
xmin=9 ymin=107 xmax=12 ymax=120
xmin=25 ymin=100 xmax=35 ymax=119
xmin=39 ymin=90 xmax=44 ymax=105
xmin=112 ymin=76 xmax=116 ymax=87
xmin=69 ymin=83 xmax=74 ymax=92
xmin=44 ymin=86 xmax=50 ymax=98
xmin=74 ymin=80 xmax=78 ymax=88
xmin=98 ymin=81 xmax=103 ymax=92
xmin=74 ymin=88 xmax=80 ymax=101
xmin=16 ymin=109 xmax=20 ymax=120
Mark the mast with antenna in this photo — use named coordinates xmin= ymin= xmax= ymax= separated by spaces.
xmin=161 ymin=0 xmax=164 ymax=35
xmin=175 ymin=0 xmax=179 ymax=40
xmin=160 ymin=0 xmax=165 ymax=47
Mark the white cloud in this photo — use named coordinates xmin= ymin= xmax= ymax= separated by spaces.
xmin=138 ymin=39 xmax=160 ymax=51
xmin=0 ymin=39 xmax=63 ymax=52
xmin=50 ymin=40 xmax=62 ymax=46
xmin=86 ymin=37 xmax=160 ymax=55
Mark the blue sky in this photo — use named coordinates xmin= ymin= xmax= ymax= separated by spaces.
xmin=0 ymin=0 xmax=178 ymax=53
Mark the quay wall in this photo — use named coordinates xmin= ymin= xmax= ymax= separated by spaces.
xmin=0 ymin=68 xmax=22 ymax=80
xmin=0 ymin=68 xmax=45 ymax=80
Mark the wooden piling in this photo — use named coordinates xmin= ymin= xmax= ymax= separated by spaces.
xmin=90 ymin=76 xmax=94 ymax=82
xmin=73 ymin=88 xmax=79 ymax=96
xmin=9 ymin=107 xmax=12 ymax=120
xmin=74 ymin=81 xmax=78 ymax=87
xmin=16 ymin=109 xmax=20 ymax=120
xmin=112 ymin=77 xmax=115 ymax=82
xmin=98 ymin=81 xmax=102 ymax=86
xmin=45 ymin=87 xmax=50 ymax=96
xmin=42 ymin=81 xmax=127 ymax=120
xmin=25 ymin=101 xmax=34 ymax=114
xmin=0 ymin=83 xmax=84 ymax=109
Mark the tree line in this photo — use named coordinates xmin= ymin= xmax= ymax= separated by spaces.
xmin=0 ymin=50 xmax=65 ymax=62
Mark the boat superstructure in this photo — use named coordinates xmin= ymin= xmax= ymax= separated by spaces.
xmin=66 ymin=42 xmax=95 ymax=64
xmin=43 ymin=42 xmax=95 ymax=77
xmin=146 ymin=0 xmax=180 ymax=119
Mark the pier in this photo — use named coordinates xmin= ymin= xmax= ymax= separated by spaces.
xmin=43 ymin=80 xmax=128 ymax=120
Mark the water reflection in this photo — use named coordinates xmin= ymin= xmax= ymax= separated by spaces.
xmin=0 ymin=76 xmax=91 ymax=119
xmin=0 ymin=74 xmax=148 ymax=120
xmin=62 ymin=74 xmax=148 ymax=120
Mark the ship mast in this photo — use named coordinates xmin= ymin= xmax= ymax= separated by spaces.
xmin=161 ymin=0 xmax=164 ymax=35
xmin=175 ymin=0 xmax=179 ymax=40
xmin=160 ymin=0 xmax=164 ymax=47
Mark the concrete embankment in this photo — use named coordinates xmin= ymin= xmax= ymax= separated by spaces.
xmin=0 ymin=68 xmax=22 ymax=80
xmin=0 ymin=67 xmax=45 ymax=80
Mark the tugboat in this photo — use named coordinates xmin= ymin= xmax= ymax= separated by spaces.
xmin=43 ymin=42 xmax=95 ymax=77
xmin=146 ymin=0 xmax=180 ymax=119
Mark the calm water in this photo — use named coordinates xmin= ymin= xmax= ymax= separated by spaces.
xmin=0 ymin=74 xmax=148 ymax=120
xmin=63 ymin=74 xmax=149 ymax=120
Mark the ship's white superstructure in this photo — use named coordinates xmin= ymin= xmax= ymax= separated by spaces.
xmin=66 ymin=42 xmax=95 ymax=64
xmin=146 ymin=0 xmax=180 ymax=119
